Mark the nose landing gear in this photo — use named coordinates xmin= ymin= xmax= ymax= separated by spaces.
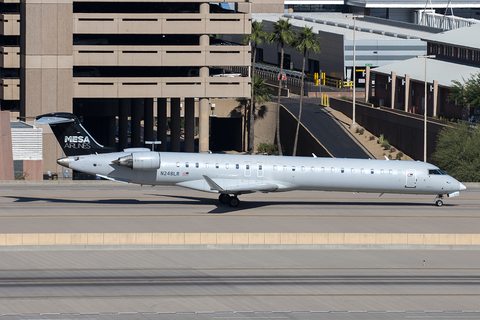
xmin=434 ymin=194 xmax=444 ymax=207
xmin=218 ymin=194 xmax=240 ymax=207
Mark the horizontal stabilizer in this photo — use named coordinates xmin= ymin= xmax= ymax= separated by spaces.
xmin=34 ymin=116 xmax=74 ymax=125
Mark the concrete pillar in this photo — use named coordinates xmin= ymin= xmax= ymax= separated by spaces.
xmin=184 ymin=98 xmax=195 ymax=152
xmin=433 ymin=80 xmax=439 ymax=117
xmin=106 ymin=116 xmax=116 ymax=148
xmin=131 ymin=98 xmax=143 ymax=148
xmin=390 ymin=71 xmax=396 ymax=109
xmin=119 ymin=98 xmax=130 ymax=151
xmin=144 ymin=98 xmax=154 ymax=144
xmin=200 ymin=35 xmax=210 ymax=46
xmin=157 ymin=98 xmax=167 ymax=151
xmin=200 ymin=2 xmax=209 ymax=13
xmin=199 ymin=98 xmax=209 ymax=153
xmin=404 ymin=74 xmax=410 ymax=113
xmin=170 ymin=98 xmax=181 ymax=152
xmin=365 ymin=66 xmax=370 ymax=103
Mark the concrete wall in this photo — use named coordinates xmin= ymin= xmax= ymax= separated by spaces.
xmin=329 ymin=97 xmax=449 ymax=162
xmin=0 ymin=111 xmax=14 ymax=180
xmin=2 ymin=232 xmax=480 ymax=246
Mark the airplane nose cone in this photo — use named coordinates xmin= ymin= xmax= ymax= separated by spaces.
xmin=57 ymin=157 xmax=70 ymax=168
xmin=459 ymin=182 xmax=467 ymax=191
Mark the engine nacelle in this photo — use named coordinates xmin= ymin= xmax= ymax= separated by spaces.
xmin=113 ymin=152 xmax=161 ymax=171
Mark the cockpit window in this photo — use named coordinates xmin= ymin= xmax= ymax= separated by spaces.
xmin=429 ymin=169 xmax=446 ymax=175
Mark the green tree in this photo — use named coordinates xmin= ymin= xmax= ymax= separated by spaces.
xmin=243 ymin=21 xmax=269 ymax=153
xmin=449 ymin=72 xmax=480 ymax=115
xmin=251 ymin=76 xmax=273 ymax=151
xmin=432 ymin=122 xmax=480 ymax=182
xmin=269 ymin=18 xmax=296 ymax=156
xmin=292 ymin=26 xmax=321 ymax=156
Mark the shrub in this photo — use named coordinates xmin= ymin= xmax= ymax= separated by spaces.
xmin=377 ymin=134 xmax=384 ymax=145
xmin=396 ymin=152 xmax=404 ymax=160
xmin=257 ymin=141 xmax=278 ymax=155
xmin=388 ymin=154 xmax=393 ymax=160
xmin=381 ymin=140 xmax=390 ymax=150
xmin=359 ymin=128 xmax=364 ymax=135
xmin=369 ymin=135 xmax=375 ymax=141
xmin=390 ymin=147 xmax=396 ymax=153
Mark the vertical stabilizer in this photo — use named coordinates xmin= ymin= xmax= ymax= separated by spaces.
xmin=35 ymin=112 xmax=115 ymax=156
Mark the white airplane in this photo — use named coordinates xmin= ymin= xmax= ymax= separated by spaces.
xmin=35 ymin=112 xmax=466 ymax=207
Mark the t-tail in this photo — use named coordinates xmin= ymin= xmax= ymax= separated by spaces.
xmin=35 ymin=112 xmax=115 ymax=156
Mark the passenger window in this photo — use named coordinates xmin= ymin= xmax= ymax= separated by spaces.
xmin=292 ymin=166 xmax=295 ymax=171
xmin=389 ymin=169 xmax=393 ymax=175
xmin=361 ymin=168 xmax=365 ymax=174
xmin=185 ymin=162 xmax=189 ymax=168
xmin=176 ymin=162 xmax=180 ymax=167
xmin=311 ymin=166 xmax=315 ymax=172
xmin=341 ymin=167 xmax=344 ymax=173
xmin=225 ymin=163 xmax=229 ymax=169
xmin=351 ymin=168 xmax=355 ymax=173
xmin=331 ymin=167 xmax=335 ymax=173
xmin=195 ymin=163 xmax=199 ymax=168
xmin=236 ymin=164 xmax=239 ymax=169
xmin=301 ymin=166 xmax=305 ymax=171
xmin=381 ymin=169 xmax=384 ymax=174
xmin=259 ymin=165 xmax=262 ymax=170
xmin=283 ymin=165 xmax=287 ymax=171
xmin=371 ymin=169 xmax=374 ymax=174
xmin=205 ymin=163 xmax=209 ymax=168
xmin=215 ymin=163 xmax=219 ymax=169
xmin=321 ymin=167 xmax=325 ymax=172
xmin=246 ymin=165 xmax=250 ymax=170
xmin=274 ymin=165 xmax=277 ymax=170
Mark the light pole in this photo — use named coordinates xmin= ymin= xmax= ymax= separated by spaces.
xmin=417 ymin=54 xmax=435 ymax=162
xmin=350 ymin=14 xmax=363 ymax=130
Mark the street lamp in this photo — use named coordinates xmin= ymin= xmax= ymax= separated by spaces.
xmin=349 ymin=14 xmax=364 ymax=130
xmin=417 ymin=54 xmax=436 ymax=162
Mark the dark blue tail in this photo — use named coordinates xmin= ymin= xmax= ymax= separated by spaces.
xmin=35 ymin=113 xmax=115 ymax=156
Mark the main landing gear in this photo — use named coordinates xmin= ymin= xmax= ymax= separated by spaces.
xmin=219 ymin=194 xmax=240 ymax=207
xmin=434 ymin=194 xmax=444 ymax=207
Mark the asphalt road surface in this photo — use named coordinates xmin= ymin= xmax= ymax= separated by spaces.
xmin=0 ymin=183 xmax=479 ymax=234
xmin=1 ymin=182 xmax=479 ymax=319
xmin=0 ymin=249 xmax=480 ymax=319
xmin=281 ymin=97 xmax=370 ymax=159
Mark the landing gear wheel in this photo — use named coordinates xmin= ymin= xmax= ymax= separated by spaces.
xmin=228 ymin=196 xmax=240 ymax=208
xmin=436 ymin=199 xmax=443 ymax=207
xmin=219 ymin=194 xmax=231 ymax=204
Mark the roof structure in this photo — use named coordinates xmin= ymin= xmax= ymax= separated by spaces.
xmin=346 ymin=0 xmax=480 ymax=8
xmin=421 ymin=23 xmax=480 ymax=49
xmin=254 ymin=13 xmax=441 ymax=40
xmin=10 ymin=121 xmax=35 ymax=129
xmin=371 ymin=57 xmax=480 ymax=87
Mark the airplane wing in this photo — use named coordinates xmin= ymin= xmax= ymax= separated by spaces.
xmin=202 ymin=175 xmax=279 ymax=194
xmin=96 ymin=174 xmax=131 ymax=183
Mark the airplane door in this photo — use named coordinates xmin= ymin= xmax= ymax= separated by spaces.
xmin=257 ymin=162 xmax=264 ymax=178
xmin=405 ymin=169 xmax=417 ymax=188
xmin=244 ymin=161 xmax=251 ymax=177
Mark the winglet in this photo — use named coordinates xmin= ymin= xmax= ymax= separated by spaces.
xmin=202 ymin=175 xmax=225 ymax=192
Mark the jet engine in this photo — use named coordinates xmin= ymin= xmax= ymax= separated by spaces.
xmin=112 ymin=152 xmax=161 ymax=171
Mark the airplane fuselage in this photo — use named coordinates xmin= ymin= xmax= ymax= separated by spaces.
xmin=62 ymin=150 xmax=463 ymax=196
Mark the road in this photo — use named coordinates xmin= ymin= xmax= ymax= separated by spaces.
xmin=0 ymin=183 xmax=479 ymax=234
xmin=0 ymin=182 xmax=479 ymax=319
xmin=281 ymin=97 xmax=370 ymax=159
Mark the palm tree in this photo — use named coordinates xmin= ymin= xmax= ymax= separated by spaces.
xmin=243 ymin=21 xmax=269 ymax=154
xmin=269 ymin=18 xmax=295 ymax=156
xmin=292 ymin=26 xmax=321 ymax=156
